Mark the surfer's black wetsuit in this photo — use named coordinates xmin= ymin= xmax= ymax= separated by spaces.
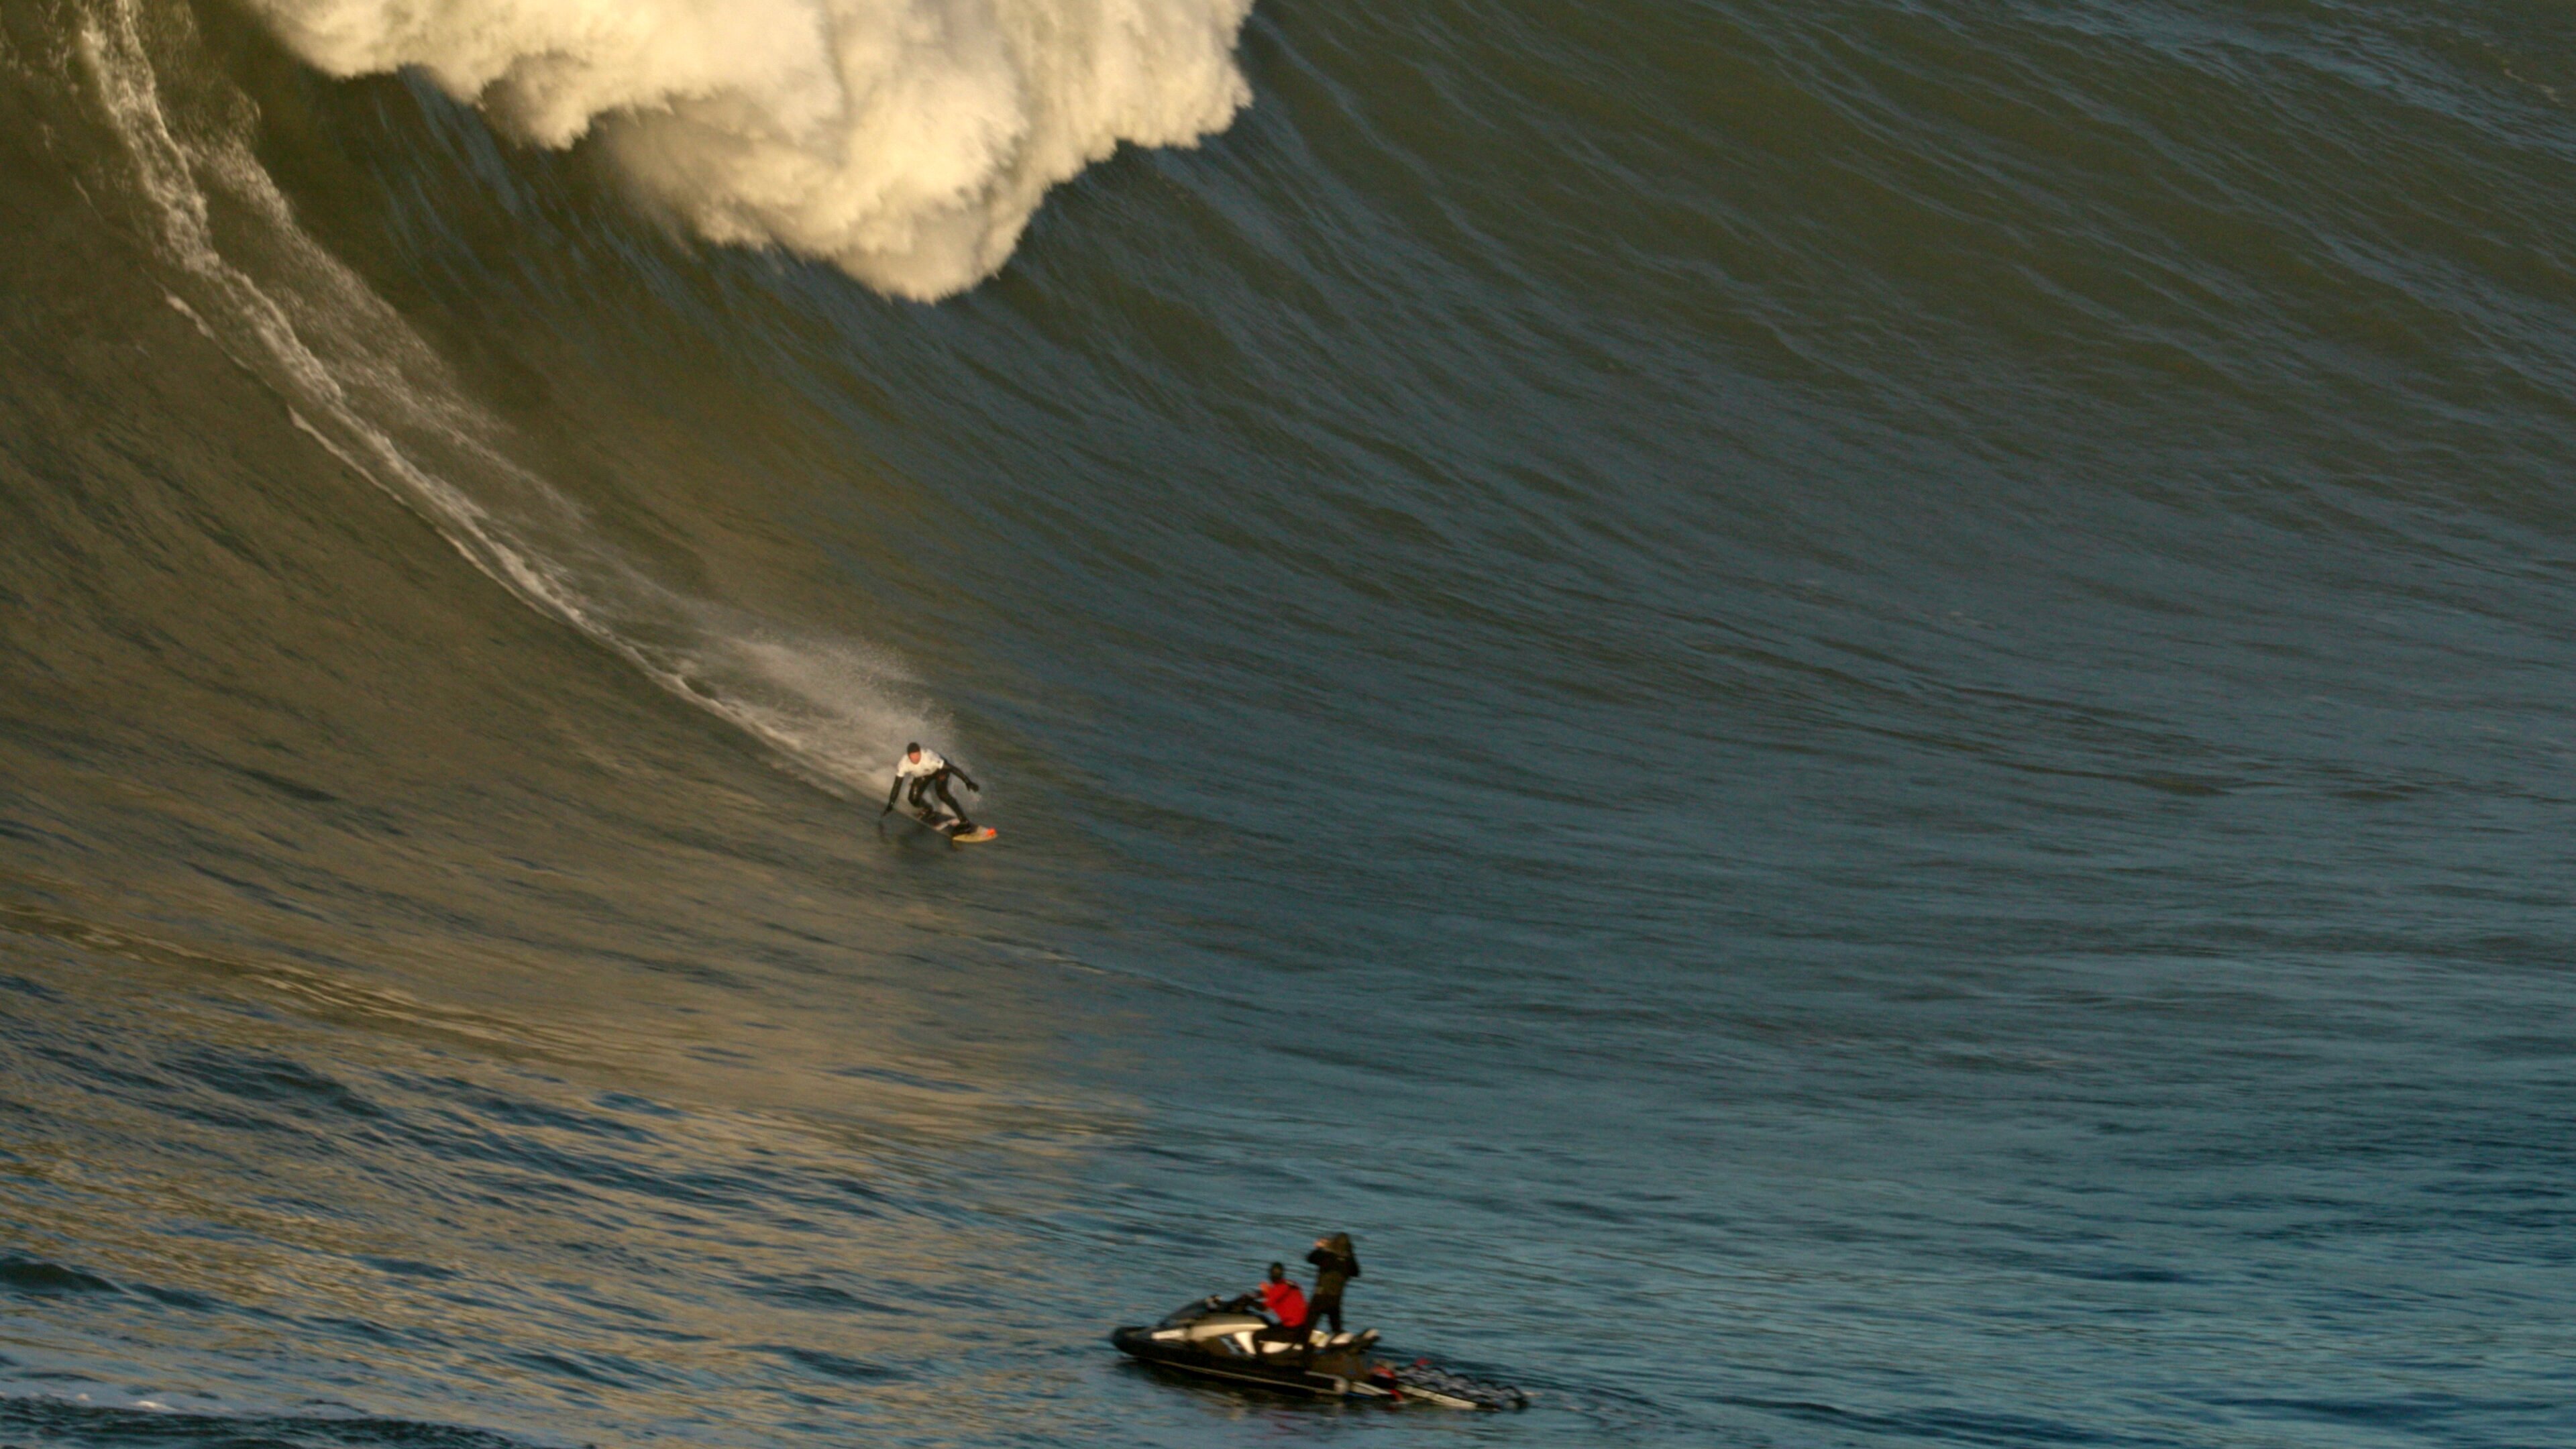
xmin=909 ymin=766 xmax=977 ymax=826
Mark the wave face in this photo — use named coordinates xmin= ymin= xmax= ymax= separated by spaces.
xmin=6 ymin=0 xmax=2576 ymax=1446
xmin=240 ymin=0 xmax=1252 ymax=297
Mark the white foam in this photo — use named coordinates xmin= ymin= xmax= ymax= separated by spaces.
xmin=237 ymin=0 xmax=1255 ymax=298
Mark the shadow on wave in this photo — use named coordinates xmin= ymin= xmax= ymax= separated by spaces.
xmin=0 ymin=1396 xmax=566 ymax=1449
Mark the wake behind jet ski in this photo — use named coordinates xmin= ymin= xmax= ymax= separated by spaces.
xmin=1108 ymin=1293 xmax=1528 ymax=1410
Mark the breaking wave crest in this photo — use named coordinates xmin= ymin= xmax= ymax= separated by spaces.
xmin=235 ymin=0 xmax=1256 ymax=299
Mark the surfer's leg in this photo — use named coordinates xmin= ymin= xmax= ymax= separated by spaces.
xmin=932 ymin=777 xmax=973 ymax=828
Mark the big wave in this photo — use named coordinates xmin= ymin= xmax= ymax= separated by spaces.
xmin=236 ymin=0 xmax=1257 ymax=299
xmin=72 ymin=0 xmax=943 ymax=801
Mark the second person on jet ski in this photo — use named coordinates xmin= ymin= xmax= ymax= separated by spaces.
xmin=1305 ymin=1232 xmax=1360 ymax=1334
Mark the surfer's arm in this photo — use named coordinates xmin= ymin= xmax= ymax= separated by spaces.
xmin=882 ymin=776 xmax=903 ymax=814
xmin=954 ymin=765 xmax=981 ymax=792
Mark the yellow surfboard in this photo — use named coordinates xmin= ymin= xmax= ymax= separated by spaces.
xmin=906 ymin=808 xmax=996 ymax=845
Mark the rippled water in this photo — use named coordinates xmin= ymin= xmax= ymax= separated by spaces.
xmin=4 ymin=0 xmax=2574 ymax=1444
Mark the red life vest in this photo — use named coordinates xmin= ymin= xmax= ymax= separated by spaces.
xmin=1260 ymin=1279 xmax=1307 ymax=1326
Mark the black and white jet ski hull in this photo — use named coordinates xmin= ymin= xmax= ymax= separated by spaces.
xmin=1109 ymin=1324 xmax=1385 ymax=1399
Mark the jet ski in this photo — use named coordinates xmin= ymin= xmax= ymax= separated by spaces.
xmin=1108 ymin=1295 xmax=1528 ymax=1409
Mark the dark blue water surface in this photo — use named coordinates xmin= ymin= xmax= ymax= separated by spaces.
xmin=4 ymin=0 xmax=2575 ymax=1445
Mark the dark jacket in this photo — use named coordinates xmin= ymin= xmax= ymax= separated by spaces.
xmin=1305 ymin=1234 xmax=1360 ymax=1301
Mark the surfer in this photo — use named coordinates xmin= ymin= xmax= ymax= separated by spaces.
xmin=881 ymin=743 xmax=980 ymax=832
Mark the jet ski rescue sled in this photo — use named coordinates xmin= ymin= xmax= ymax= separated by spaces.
xmin=1110 ymin=1295 xmax=1527 ymax=1409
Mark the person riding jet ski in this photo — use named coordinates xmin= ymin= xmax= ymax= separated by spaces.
xmin=1252 ymin=1263 xmax=1308 ymax=1347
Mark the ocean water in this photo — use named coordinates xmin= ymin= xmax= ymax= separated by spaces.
xmin=3 ymin=0 xmax=2574 ymax=1445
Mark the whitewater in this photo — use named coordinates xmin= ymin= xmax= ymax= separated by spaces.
xmin=239 ymin=0 xmax=1255 ymax=297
